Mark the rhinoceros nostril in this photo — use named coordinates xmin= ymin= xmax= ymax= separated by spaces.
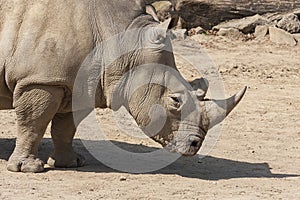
xmin=189 ymin=135 xmax=202 ymax=148
xmin=191 ymin=140 xmax=199 ymax=147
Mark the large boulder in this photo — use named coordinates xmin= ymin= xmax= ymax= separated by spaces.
xmin=269 ymin=26 xmax=297 ymax=46
xmin=254 ymin=25 xmax=269 ymax=39
xmin=213 ymin=14 xmax=268 ymax=34
xmin=152 ymin=1 xmax=174 ymax=22
xmin=217 ymin=28 xmax=243 ymax=40
xmin=151 ymin=1 xmax=180 ymax=28
xmin=293 ymin=33 xmax=300 ymax=42
xmin=277 ymin=13 xmax=300 ymax=33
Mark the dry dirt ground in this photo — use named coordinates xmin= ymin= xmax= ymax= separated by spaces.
xmin=0 ymin=34 xmax=299 ymax=199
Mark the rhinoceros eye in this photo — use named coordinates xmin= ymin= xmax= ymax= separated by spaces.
xmin=154 ymin=34 xmax=166 ymax=44
xmin=171 ymin=96 xmax=180 ymax=104
xmin=168 ymin=94 xmax=182 ymax=109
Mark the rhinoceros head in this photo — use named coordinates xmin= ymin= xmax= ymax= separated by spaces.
xmin=112 ymin=19 xmax=246 ymax=156
xmin=127 ymin=77 xmax=246 ymax=156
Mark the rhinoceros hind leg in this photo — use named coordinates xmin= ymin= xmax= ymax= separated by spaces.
xmin=47 ymin=111 xmax=90 ymax=168
xmin=7 ymin=85 xmax=64 ymax=173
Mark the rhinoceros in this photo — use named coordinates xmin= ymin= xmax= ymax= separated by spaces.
xmin=0 ymin=0 xmax=246 ymax=173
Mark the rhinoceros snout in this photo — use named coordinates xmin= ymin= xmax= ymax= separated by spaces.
xmin=190 ymin=135 xmax=202 ymax=148
xmin=182 ymin=135 xmax=203 ymax=156
xmin=166 ymin=134 xmax=204 ymax=156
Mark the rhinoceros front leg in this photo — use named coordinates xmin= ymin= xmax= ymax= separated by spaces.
xmin=7 ymin=85 xmax=64 ymax=173
xmin=47 ymin=110 xmax=90 ymax=168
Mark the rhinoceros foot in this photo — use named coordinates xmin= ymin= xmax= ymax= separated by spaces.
xmin=7 ymin=156 xmax=44 ymax=173
xmin=47 ymin=151 xmax=85 ymax=168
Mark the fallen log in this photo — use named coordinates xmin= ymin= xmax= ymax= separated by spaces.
xmin=176 ymin=0 xmax=300 ymax=29
xmin=146 ymin=0 xmax=300 ymax=29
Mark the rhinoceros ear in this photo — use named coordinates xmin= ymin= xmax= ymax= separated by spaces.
xmin=159 ymin=18 xmax=172 ymax=30
xmin=158 ymin=18 xmax=172 ymax=36
xmin=146 ymin=4 xmax=160 ymax=22
xmin=189 ymin=78 xmax=209 ymax=100
xmin=205 ymin=87 xmax=247 ymax=129
xmin=149 ymin=18 xmax=172 ymax=43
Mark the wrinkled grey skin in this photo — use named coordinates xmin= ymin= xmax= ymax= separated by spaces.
xmin=0 ymin=0 xmax=246 ymax=173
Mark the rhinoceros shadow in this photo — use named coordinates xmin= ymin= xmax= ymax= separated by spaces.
xmin=0 ymin=138 xmax=298 ymax=180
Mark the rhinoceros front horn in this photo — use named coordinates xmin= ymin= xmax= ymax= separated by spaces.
xmin=205 ymin=87 xmax=247 ymax=129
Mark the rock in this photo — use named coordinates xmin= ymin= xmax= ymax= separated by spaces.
xmin=254 ymin=25 xmax=269 ymax=39
xmin=293 ymin=8 xmax=300 ymax=18
xmin=146 ymin=4 xmax=160 ymax=22
xmin=263 ymin=12 xmax=283 ymax=23
xmin=269 ymin=26 xmax=297 ymax=46
xmin=213 ymin=14 xmax=268 ymax=34
xmin=151 ymin=1 xmax=180 ymax=28
xmin=188 ymin=26 xmax=205 ymax=36
xmin=277 ymin=13 xmax=300 ymax=33
xmin=152 ymin=1 xmax=174 ymax=22
xmin=168 ymin=29 xmax=187 ymax=40
xmin=175 ymin=17 xmax=186 ymax=29
xmin=217 ymin=28 xmax=243 ymax=40
xmin=293 ymin=33 xmax=300 ymax=42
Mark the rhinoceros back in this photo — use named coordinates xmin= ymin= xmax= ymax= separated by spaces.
xmin=0 ymin=0 xmax=146 ymax=110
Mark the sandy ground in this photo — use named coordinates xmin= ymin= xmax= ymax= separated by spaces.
xmin=0 ymin=34 xmax=299 ymax=199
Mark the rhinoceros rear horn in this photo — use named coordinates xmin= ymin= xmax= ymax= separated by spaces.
xmin=205 ymin=87 xmax=247 ymax=129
